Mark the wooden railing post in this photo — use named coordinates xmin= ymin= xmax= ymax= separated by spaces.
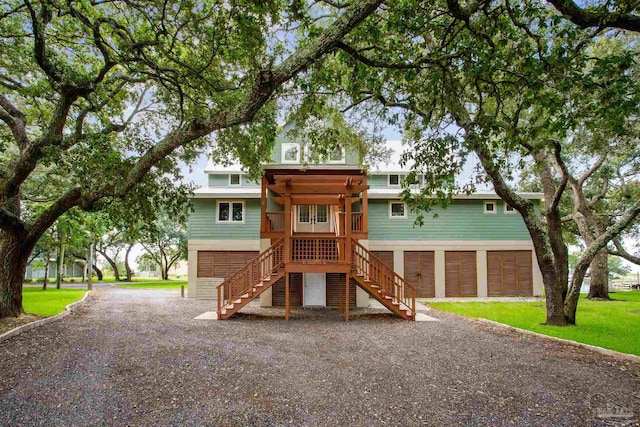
xmin=345 ymin=198 xmax=352 ymax=264
xmin=362 ymin=179 xmax=368 ymax=234
xmin=261 ymin=176 xmax=267 ymax=234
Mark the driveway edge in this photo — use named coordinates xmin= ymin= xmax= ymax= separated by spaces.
xmin=475 ymin=317 xmax=640 ymax=364
xmin=0 ymin=290 xmax=92 ymax=344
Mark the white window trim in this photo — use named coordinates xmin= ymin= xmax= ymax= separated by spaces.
xmin=228 ymin=173 xmax=241 ymax=186
xmin=504 ymin=203 xmax=517 ymax=214
xmin=388 ymin=174 xmax=401 ymax=187
xmin=484 ymin=201 xmax=497 ymax=214
xmin=388 ymin=201 xmax=407 ymax=219
xmin=327 ymin=147 xmax=346 ymax=164
xmin=216 ymin=200 xmax=245 ymax=224
xmin=282 ymin=142 xmax=301 ymax=164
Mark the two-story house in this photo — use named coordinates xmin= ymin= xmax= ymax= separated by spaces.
xmin=187 ymin=123 xmax=543 ymax=320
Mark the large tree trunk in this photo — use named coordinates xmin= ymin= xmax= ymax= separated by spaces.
xmin=56 ymin=239 xmax=65 ymax=289
xmin=587 ymin=249 xmax=609 ymax=299
xmin=92 ymin=264 xmax=103 ymax=281
xmin=0 ymin=231 xmax=28 ymax=318
xmin=124 ymin=244 xmax=133 ymax=281
xmin=98 ymin=249 xmax=120 ymax=281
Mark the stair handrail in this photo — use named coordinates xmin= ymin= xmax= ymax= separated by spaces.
xmin=217 ymin=238 xmax=285 ymax=315
xmin=350 ymin=238 xmax=416 ymax=317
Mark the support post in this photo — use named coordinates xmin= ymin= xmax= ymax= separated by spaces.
xmin=285 ymin=273 xmax=290 ymax=321
xmin=339 ymin=274 xmax=344 ymax=313
xmin=362 ymin=178 xmax=368 ymax=235
xmin=345 ymin=197 xmax=352 ymax=265
xmin=345 ymin=274 xmax=350 ymax=321
xmin=261 ymin=176 xmax=267 ymax=233
xmin=284 ymin=196 xmax=292 ymax=264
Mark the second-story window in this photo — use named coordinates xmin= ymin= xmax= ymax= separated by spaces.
xmin=229 ymin=174 xmax=240 ymax=185
xmin=282 ymin=143 xmax=300 ymax=163
xmin=389 ymin=201 xmax=407 ymax=218
xmin=504 ymin=203 xmax=516 ymax=214
xmin=328 ymin=147 xmax=345 ymax=163
xmin=389 ymin=174 xmax=400 ymax=186
xmin=218 ymin=201 xmax=244 ymax=222
xmin=484 ymin=201 xmax=497 ymax=214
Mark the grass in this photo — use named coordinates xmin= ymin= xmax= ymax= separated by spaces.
xmin=427 ymin=292 xmax=640 ymax=356
xmin=22 ymin=288 xmax=87 ymax=317
xmin=114 ymin=280 xmax=187 ymax=290
xmin=25 ymin=276 xmax=187 ymax=284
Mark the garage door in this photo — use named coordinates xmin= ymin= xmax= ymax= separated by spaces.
xmin=404 ymin=251 xmax=435 ymax=298
xmin=326 ymin=273 xmax=356 ymax=307
xmin=487 ymin=251 xmax=533 ymax=296
xmin=272 ymin=273 xmax=303 ymax=307
xmin=372 ymin=251 xmax=394 ymax=270
xmin=197 ymin=251 xmax=259 ymax=278
xmin=445 ymin=251 xmax=477 ymax=297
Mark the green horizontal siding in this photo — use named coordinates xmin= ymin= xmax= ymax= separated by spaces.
xmin=207 ymin=174 xmax=259 ymax=187
xmin=271 ymin=121 xmax=359 ymax=165
xmin=188 ymin=199 xmax=260 ymax=240
xmin=368 ymin=199 xmax=536 ymax=241
xmin=368 ymin=173 xmax=408 ymax=188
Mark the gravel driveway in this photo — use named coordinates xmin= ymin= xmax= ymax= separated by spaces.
xmin=1 ymin=288 xmax=638 ymax=427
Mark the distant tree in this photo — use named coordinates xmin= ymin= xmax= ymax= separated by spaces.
xmin=140 ymin=213 xmax=187 ymax=281
xmin=608 ymin=256 xmax=631 ymax=279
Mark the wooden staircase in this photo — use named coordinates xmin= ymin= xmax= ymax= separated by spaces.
xmin=216 ymin=237 xmax=416 ymax=320
xmin=350 ymin=239 xmax=416 ymax=320
xmin=216 ymin=238 xmax=285 ymax=320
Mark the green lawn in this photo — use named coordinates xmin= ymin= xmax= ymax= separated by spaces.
xmin=428 ymin=292 xmax=640 ymax=356
xmin=22 ymin=288 xmax=87 ymax=317
xmin=115 ymin=280 xmax=187 ymax=290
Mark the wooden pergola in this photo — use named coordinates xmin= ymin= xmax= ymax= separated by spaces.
xmin=260 ymin=167 xmax=369 ymax=320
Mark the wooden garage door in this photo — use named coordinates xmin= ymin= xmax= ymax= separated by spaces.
xmin=326 ymin=273 xmax=356 ymax=308
xmin=445 ymin=251 xmax=477 ymax=297
xmin=272 ymin=273 xmax=303 ymax=307
xmin=372 ymin=251 xmax=394 ymax=270
xmin=404 ymin=251 xmax=435 ymax=298
xmin=487 ymin=251 xmax=533 ymax=296
xmin=197 ymin=251 xmax=259 ymax=278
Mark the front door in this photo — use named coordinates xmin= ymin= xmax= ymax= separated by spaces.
xmin=296 ymin=205 xmax=331 ymax=233
xmin=303 ymin=272 xmax=326 ymax=306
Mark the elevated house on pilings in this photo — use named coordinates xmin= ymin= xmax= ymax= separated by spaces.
xmin=187 ymin=122 xmax=544 ymax=320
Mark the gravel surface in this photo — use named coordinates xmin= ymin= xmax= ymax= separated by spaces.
xmin=1 ymin=288 xmax=639 ymax=427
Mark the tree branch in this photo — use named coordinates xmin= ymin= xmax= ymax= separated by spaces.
xmin=609 ymin=238 xmax=640 ymax=265
xmin=547 ymin=0 xmax=640 ymax=32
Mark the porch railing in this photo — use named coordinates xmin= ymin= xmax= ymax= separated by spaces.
xmin=351 ymin=239 xmax=416 ymax=315
xmin=350 ymin=212 xmax=363 ymax=232
xmin=291 ymin=236 xmax=345 ymax=263
xmin=217 ymin=238 xmax=284 ymax=315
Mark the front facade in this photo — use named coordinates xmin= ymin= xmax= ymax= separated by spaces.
xmin=187 ymin=124 xmax=543 ymax=319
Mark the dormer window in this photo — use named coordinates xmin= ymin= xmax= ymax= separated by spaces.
xmin=282 ymin=143 xmax=300 ymax=163
xmin=229 ymin=174 xmax=240 ymax=185
xmin=484 ymin=201 xmax=497 ymax=214
xmin=388 ymin=174 xmax=400 ymax=186
xmin=328 ymin=146 xmax=345 ymax=164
